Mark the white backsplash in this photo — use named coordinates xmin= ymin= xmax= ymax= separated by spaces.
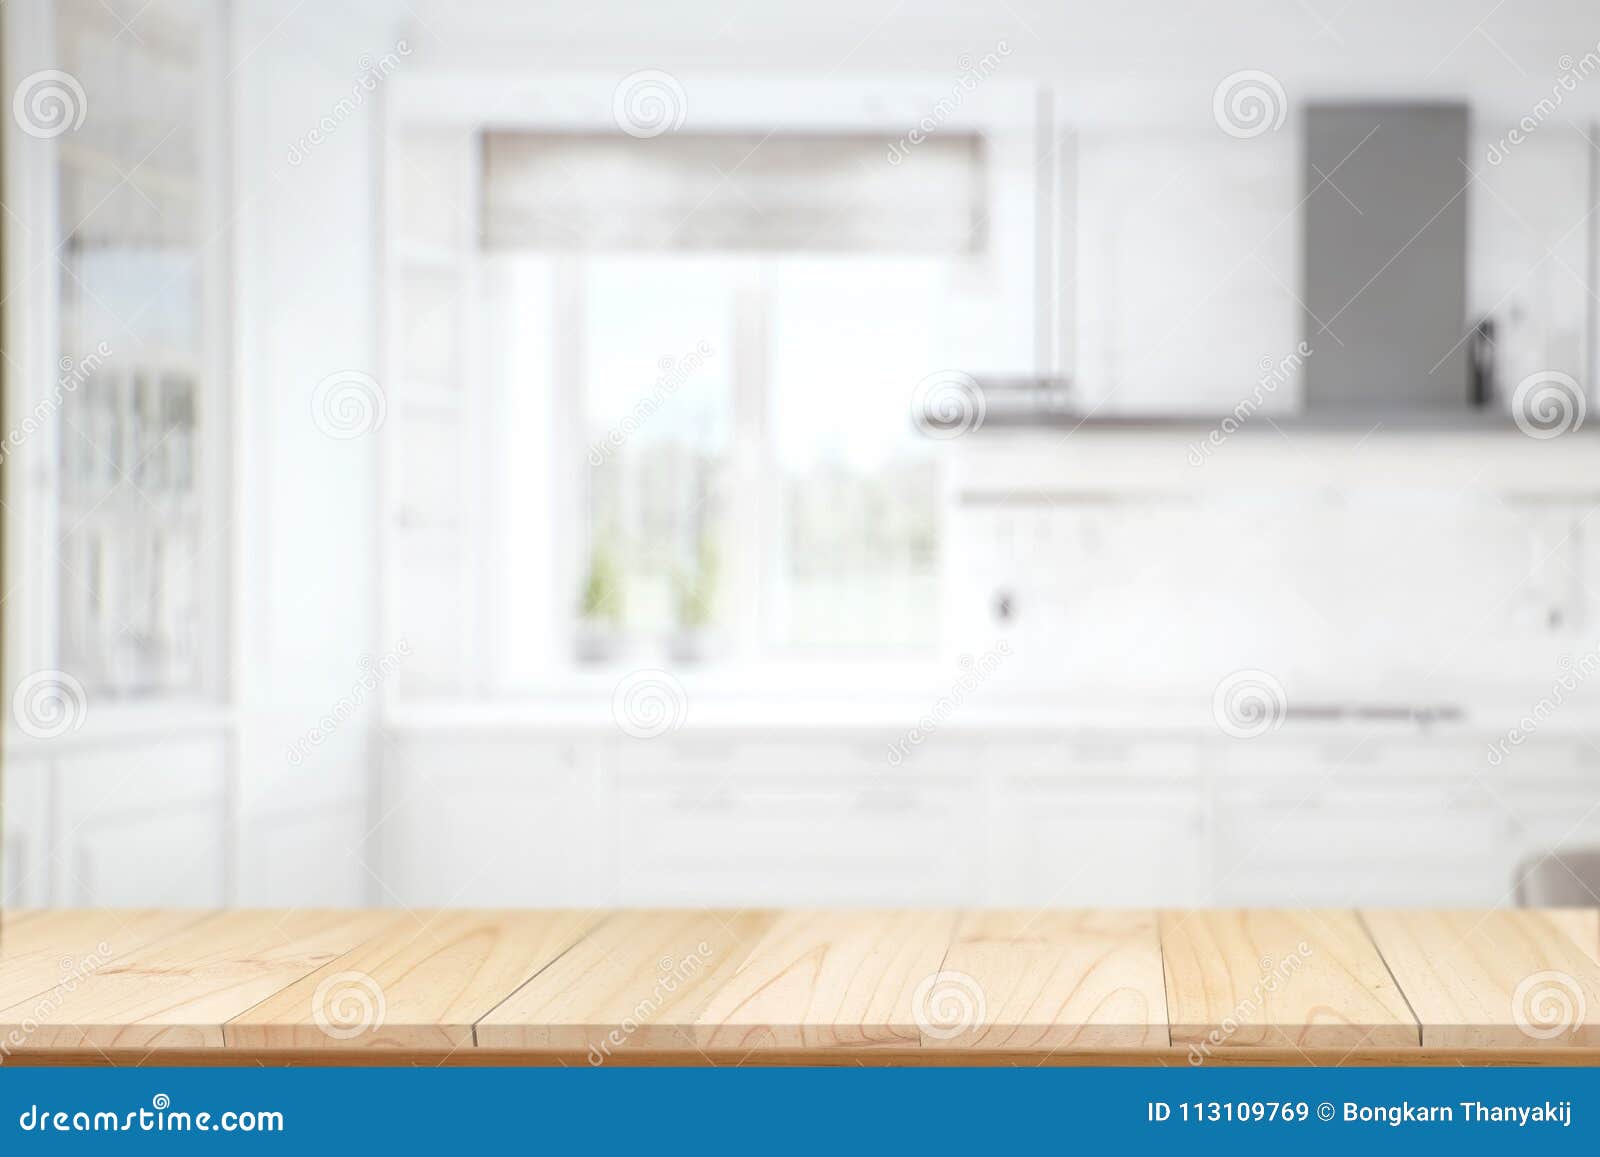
xmin=945 ymin=430 xmax=1600 ymax=711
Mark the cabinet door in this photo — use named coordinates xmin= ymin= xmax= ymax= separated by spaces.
xmin=988 ymin=779 xmax=1206 ymax=906
xmin=56 ymin=736 xmax=228 ymax=907
xmin=616 ymin=737 xmax=981 ymax=906
xmin=1213 ymin=779 xmax=1506 ymax=906
xmin=377 ymin=733 xmax=611 ymax=906
xmin=2 ymin=757 xmax=52 ymax=907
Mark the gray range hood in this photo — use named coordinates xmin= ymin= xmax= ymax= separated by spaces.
xmin=1302 ymin=102 xmax=1471 ymax=412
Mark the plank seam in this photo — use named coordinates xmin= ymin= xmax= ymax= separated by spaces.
xmin=1355 ymin=909 xmax=1424 ymax=1048
xmin=468 ymin=910 xmax=620 ymax=1045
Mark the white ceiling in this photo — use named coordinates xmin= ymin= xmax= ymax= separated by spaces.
xmin=402 ymin=0 xmax=1600 ymax=122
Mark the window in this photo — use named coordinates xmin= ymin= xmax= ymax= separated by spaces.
xmin=386 ymin=88 xmax=1041 ymax=691
xmin=28 ymin=0 xmax=223 ymax=698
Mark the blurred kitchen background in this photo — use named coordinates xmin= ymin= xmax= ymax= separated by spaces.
xmin=4 ymin=0 xmax=1600 ymax=911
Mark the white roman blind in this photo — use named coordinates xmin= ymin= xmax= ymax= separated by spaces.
xmin=481 ymin=132 xmax=986 ymax=252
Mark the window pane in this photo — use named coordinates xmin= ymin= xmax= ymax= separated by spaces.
xmin=54 ymin=0 xmax=208 ymax=696
xmin=582 ymin=258 xmax=736 ymax=642
xmin=767 ymin=257 xmax=945 ymax=651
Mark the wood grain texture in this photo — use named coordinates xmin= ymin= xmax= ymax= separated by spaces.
xmin=1161 ymin=909 xmax=1418 ymax=1051
xmin=1362 ymin=908 xmax=1600 ymax=1047
xmin=476 ymin=910 xmax=771 ymax=1054
xmin=0 ymin=910 xmax=398 ymax=1050
xmin=0 ymin=909 xmax=215 ymax=1038
xmin=692 ymin=909 xmax=957 ymax=1050
xmin=1541 ymin=908 xmax=1600 ymax=965
xmin=227 ymin=909 xmax=602 ymax=1050
xmin=3 ymin=908 xmax=1599 ymax=1062
xmin=920 ymin=910 xmax=1167 ymax=1049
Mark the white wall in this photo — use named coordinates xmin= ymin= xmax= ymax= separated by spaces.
xmin=228 ymin=0 xmax=407 ymax=904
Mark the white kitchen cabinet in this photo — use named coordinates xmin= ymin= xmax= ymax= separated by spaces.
xmin=54 ymin=736 xmax=229 ymax=907
xmin=376 ymin=733 xmax=613 ymax=906
xmin=616 ymin=735 xmax=982 ymax=905
xmin=1212 ymin=777 xmax=1508 ymax=907
xmin=2 ymin=756 xmax=52 ymax=907
xmin=985 ymin=738 xmax=1206 ymax=905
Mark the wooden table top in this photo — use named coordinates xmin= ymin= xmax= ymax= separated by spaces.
xmin=2 ymin=908 xmax=1598 ymax=1066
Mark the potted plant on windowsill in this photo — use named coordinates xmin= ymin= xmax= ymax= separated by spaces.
xmin=668 ymin=534 xmax=719 ymax=665
xmin=575 ymin=537 xmax=624 ymax=664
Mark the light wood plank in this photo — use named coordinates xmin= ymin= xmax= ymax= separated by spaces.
xmin=0 ymin=910 xmax=399 ymax=1050
xmin=1540 ymin=908 xmax=1600 ymax=966
xmin=692 ymin=909 xmax=957 ymax=1050
xmin=921 ymin=910 xmax=1167 ymax=1049
xmin=1363 ymin=908 xmax=1600 ymax=1047
xmin=0 ymin=910 xmax=214 ymax=1022
xmin=476 ymin=910 xmax=771 ymax=1054
xmin=227 ymin=909 xmax=603 ymax=1049
xmin=1161 ymin=909 xmax=1417 ymax=1051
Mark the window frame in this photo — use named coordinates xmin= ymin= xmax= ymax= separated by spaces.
xmin=381 ymin=72 xmax=1054 ymax=696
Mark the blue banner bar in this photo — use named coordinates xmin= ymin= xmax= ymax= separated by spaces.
xmin=1 ymin=1065 xmax=1597 ymax=1153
